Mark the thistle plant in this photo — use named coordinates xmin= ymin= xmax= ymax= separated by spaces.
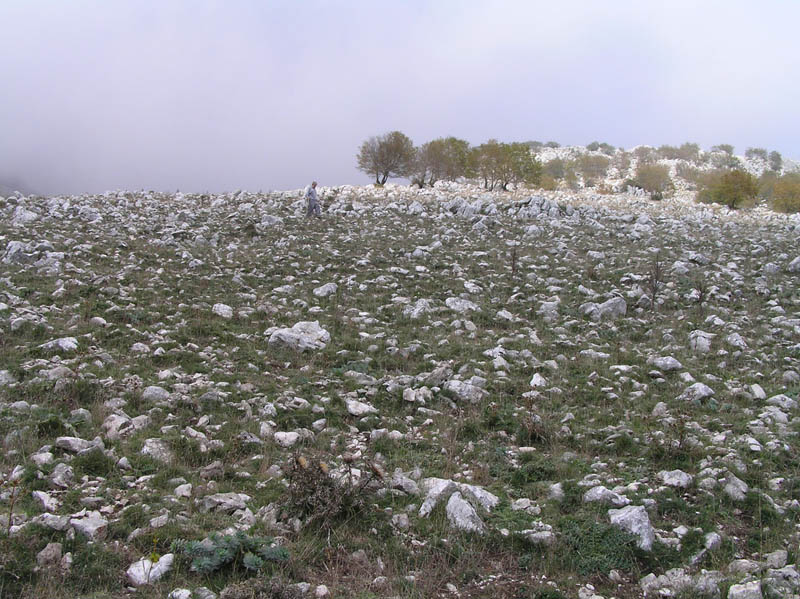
xmin=171 ymin=531 xmax=288 ymax=575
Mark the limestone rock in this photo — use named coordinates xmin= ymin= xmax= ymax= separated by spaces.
xmin=201 ymin=492 xmax=249 ymax=513
xmin=126 ymin=553 xmax=175 ymax=586
xmin=212 ymin=303 xmax=234 ymax=318
xmin=727 ymin=581 xmax=763 ymax=599
xmin=36 ymin=542 xmax=63 ymax=568
xmin=313 ymin=283 xmax=337 ymax=297
xmin=659 ymin=470 xmax=694 ymax=488
xmin=141 ymin=438 xmax=174 ymax=464
xmin=583 ymin=485 xmax=630 ymax=507
xmin=446 ymin=492 xmax=485 ymax=533
xmin=608 ymin=505 xmax=654 ymax=551
xmin=442 ymin=380 xmax=488 ymax=403
xmin=70 ymin=511 xmax=108 ymax=540
xmin=345 ymin=399 xmax=377 ymax=416
xmin=141 ymin=385 xmax=170 ymax=402
xmin=269 ymin=321 xmax=330 ymax=352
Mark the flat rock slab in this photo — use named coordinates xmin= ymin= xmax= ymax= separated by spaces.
xmin=201 ymin=492 xmax=250 ymax=513
xmin=70 ymin=511 xmax=108 ymax=540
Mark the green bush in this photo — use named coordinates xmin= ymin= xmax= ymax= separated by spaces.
xmin=632 ymin=163 xmax=672 ymax=194
xmin=543 ymin=158 xmax=566 ymax=180
xmin=759 ymin=170 xmax=780 ymax=201
xmin=770 ymin=173 xmax=800 ymax=213
xmin=696 ymin=169 xmax=758 ymax=209
xmin=573 ymin=154 xmax=611 ymax=186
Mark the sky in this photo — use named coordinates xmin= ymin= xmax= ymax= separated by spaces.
xmin=1 ymin=0 xmax=799 ymax=195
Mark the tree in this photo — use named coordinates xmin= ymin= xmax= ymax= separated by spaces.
xmin=356 ymin=131 xmax=415 ymax=185
xmin=769 ymin=151 xmax=783 ymax=172
xmin=408 ymin=140 xmax=444 ymax=188
xmin=439 ymin=137 xmax=471 ymax=181
xmin=408 ymin=137 xmax=471 ymax=188
xmin=697 ymin=169 xmax=758 ymax=209
xmin=587 ymin=141 xmax=615 ymax=155
xmin=745 ymin=147 xmax=768 ymax=161
xmin=711 ymin=143 xmax=734 ymax=155
xmin=633 ymin=146 xmax=656 ymax=165
xmin=502 ymin=142 xmax=542 ymax=190
xmin=472 ymin=140 xmax=503 ymax=190
xmin=657 ymin=143 xmax=700 ymax=161
xmin=471 ymin=141 xmax=541 ymax=191
xmin=710 ymin=144 xmax=740 ymax=169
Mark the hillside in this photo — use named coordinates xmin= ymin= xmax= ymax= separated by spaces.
xmin=529 ymin=143 xmax=799 ymax=197
xmin=1 ymin=184 xmax=800 ymax=599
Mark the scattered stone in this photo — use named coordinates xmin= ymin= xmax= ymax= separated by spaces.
xmin=608 ymin=505 xmax=654 ymax=551
xmin=659 ymin=470 xmax=693 ymax=488
xmin=69 ymin=511 xmax=108 ymax=540
xmin=269 ymin=321 xmax=330 ymax=351
xmin=141 ymin=438 xmax=174 ymax=464
xmin=446 ymin=492 xmax=485 ymax=533
xmin=126 ymin=553 xmax=174 ymax=586
xmin=36 ymin=542 xmax=63 ymax=568
xmin=726 ymin=580 xmax=763 ymax=599
xmin=212 ymin=303 xmax=234 ymax=319
xmin=141 ymin=385 xmax=170 ymax=402
xmin=345 ymin=399 xmax=377 ymax=416
xmin=201 ymin=492 xmax=249 ymax=513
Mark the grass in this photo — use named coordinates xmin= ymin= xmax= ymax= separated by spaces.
xmin=1 ymin=185 xmax=799 ymax=597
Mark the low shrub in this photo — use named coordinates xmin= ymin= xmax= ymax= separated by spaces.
xmin=172 ymin=531 xmax=288 ymax=575
xmin=771 ymin=173 xmax=800 ymax=213
xmin=285 ymin=454 xmax=381 ymax=530
xmin=573 ymin=155 xmax=611 ymax=186
xmin=631 ymin=163 xmax=672 ymax=194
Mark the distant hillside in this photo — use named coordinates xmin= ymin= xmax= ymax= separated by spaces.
xmin=529 ymin=143 xmax=799 ymax=195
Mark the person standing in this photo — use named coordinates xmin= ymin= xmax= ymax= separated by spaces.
xmin=304 ymin=181 xmax=321 ymax=218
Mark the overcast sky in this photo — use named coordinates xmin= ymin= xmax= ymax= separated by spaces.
xmin=1 ymin=0 xmax=799 ymax=195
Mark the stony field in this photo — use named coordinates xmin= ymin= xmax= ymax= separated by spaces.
xmin=1 ymin=184 xmax=800 ymax=599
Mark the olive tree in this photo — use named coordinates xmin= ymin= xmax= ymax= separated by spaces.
xmin=472 ymin=140 xmax=541 ymax=191
xmin=356 ymin=131 xmax=415 ymax=185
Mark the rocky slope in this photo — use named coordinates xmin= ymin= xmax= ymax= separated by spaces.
xmin=1 ymin=183 xmax=799 ymax=598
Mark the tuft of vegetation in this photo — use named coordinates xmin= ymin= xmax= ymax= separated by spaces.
xmin=285 ymin=454 xmax=381 ymax=530
xmin=559 ymin=515 xmax=677 ymax=576
xmin=171 ymin=531 xmax=288 ymax=575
